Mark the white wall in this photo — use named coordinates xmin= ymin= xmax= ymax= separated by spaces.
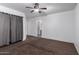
xmin=74 ymin=4 xmax=79 ymax=54
xmin=0 ymin=5 xmax=27 ymax=41
xmin=27 ymin=10 xmax=75 ymax=43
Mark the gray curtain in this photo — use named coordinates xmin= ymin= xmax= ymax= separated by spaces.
xmin=0 ymin=13 xmax=10 ymax=46
xmin=0 ymin=12 xmax=23 ymax=46
xmin=16 ymin=16 xmax=23 ymax=42
xmin=10 ymin=15 xmax=23 ymax=43
xmin=10 ymin=15 xmax=17 ymax=43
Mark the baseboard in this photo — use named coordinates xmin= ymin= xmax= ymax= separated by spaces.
xmin=74 ymin=40 xmax=79 ymax=54
xmin=27 ymin=35 xmax=73 ymax=44
xmin=41 ymin=35 xmax=74 ymax=44
xmin=23 ymin=35 xmax=27 ymax=41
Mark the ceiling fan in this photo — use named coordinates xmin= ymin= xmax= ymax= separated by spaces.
xmin=25 ymin=3 xmax=47 ymax=13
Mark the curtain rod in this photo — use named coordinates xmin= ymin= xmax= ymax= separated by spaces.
xmin=0 ymin=11 xmax=23 ymax=18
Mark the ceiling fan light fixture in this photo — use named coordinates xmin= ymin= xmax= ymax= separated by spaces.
xmin=34 ymin=9 xmax=39 ymax=12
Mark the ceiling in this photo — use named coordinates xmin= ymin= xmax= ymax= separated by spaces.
xmin=0 ymin=3 xmax=77 ymax=19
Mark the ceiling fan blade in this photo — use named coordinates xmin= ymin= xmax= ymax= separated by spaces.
xmin=40 ymin=8 xmax=47 ymax=10
xmin=31 ymin=10 xmax=34 ymax=13
xmin=26 ymin=7 xmax=33 ymax=9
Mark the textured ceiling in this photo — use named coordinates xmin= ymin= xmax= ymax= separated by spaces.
xmin=0 ymin=3 xmax=77 ymax=19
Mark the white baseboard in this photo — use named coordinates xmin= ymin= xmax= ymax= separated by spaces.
xmin=74 ymin=40 xmax=79 ymax=54
xmin=27 ymin=35 xmax=73 ymax=43
xmin=41 ymin=36 xmax=73 ymax=44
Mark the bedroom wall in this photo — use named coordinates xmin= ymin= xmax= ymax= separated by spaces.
xmin=74 ymin=4 xmax=79 ymax=54
xmin=27 ymin=10 xmax=75 ymax=43
xmin=0 ymin=5 xmax=27 ymax=41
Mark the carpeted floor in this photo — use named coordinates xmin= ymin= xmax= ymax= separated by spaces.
xmin=0 ymin=35 xmax=78 ymax=55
